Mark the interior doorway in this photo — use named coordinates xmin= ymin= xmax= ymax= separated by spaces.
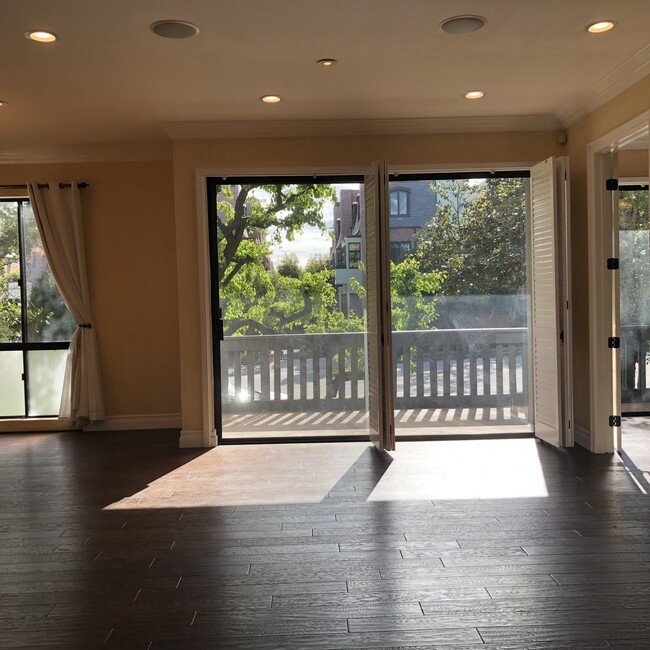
xmin=587 ymin=111 xmax=650 ymax=453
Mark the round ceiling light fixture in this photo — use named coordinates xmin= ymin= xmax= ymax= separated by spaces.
xmin=25 ymin=30 xmax=57 ymax=43
xmin=440 ymin=15 xmax=486 ymax=34
xmin=150 ymin=20 xmax=200 ymax=39
xmin=0 ymin=100 xmax=8 ymax=107
xmin=586 ymin=20 xmax=616 ymax=34
xmin=260 ymin=95 xmax=282 ymax=103
xmin=464 ymin=90 xmax=486 ymax=100
xmin=317 ymin=58 xmax=337 ymax=67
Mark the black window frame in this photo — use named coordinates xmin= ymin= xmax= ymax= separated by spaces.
xmin=390 ymin=240 xmax=413 ymax=262
xmin=0 ymin=198 xmax=71 ymax=419
xmin=347 ymin=241 xmax=361 ymax=268
xmin=390 ymin=189 xmax=409 ymax=216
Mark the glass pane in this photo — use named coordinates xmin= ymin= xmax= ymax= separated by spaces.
xmin=27 ymin=349 xmax=67 ymax=416
xmin=389 ymin=177 xmax=531 ymax=437
xmin=619 ymin=188 xmax=650 ymax=409
xmin=21 ymin=203 xmax=76 ymax=342
xmin=0 ymin=201 xmax=22 ymax=343
xmin=214 ymin=181 xmax=369 ymax=440
xmin=0 ymin=350 xmax=25 ymax=416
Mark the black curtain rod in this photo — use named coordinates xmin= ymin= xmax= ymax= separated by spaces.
xmin=0 ymin=182 xmax=89 ymax=191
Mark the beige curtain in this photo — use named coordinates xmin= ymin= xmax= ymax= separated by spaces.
xmin=27 ymin=182 xmax=104 ymax=424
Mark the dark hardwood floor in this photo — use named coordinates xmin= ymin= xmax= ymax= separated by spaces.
xmin=1 ymin=420 xmax=649 ymax=649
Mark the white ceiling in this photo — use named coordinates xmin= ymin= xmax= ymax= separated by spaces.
xmin=1 ymin=0 xmax=650 ymax=149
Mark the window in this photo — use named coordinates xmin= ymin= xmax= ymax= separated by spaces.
xmin=390 ymin=190 xmax=409 ymax=216
xmin=390 ymin=241 xmax=412 ymax=263
xmin=335 ymin=247 xmax=346 ymax=269
xmin=348 ymin=242 xmax=361 ymax=268
xmin=0 ymin=200 xmax=76 ymax=417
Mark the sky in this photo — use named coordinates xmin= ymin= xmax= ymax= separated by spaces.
xmin=261 ymin=184 xmax=360 ymax=267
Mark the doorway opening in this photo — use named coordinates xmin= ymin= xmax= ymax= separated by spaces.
xmin=386 ymin=173 xmax=533 ymax=439
xmin=204 ymin=161 xmax=571 ymax=448
xmin=207 ymin=176 xmax=372 ymax=443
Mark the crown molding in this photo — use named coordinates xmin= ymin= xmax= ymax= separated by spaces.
xmin=0 ymin=141 xmax=172 ymax=164
xmin=557 ymin=44 xmax=650 ymax=128
xmin=161 ymin=114 xmax=560 ymax=140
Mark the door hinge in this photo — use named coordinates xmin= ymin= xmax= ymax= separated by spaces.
xmin=608 ymin=336 xmax=620 ymax=349
xmin=609 ymin=415 xmax=621 ymax=427
xmin=560 ymin=330 xmax=564 ymax=343
xmin=606 ymin=258 xmax=619 ymax=270
xmin=21 ymin=373 xmax=25 ymax=381
xmin=606 ymin=178 xmax=619 ymax=191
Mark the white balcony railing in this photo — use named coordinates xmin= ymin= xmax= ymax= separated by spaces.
xmin=220 ymin=328 xmax=529 ymax=413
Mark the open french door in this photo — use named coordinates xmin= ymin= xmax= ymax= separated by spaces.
xmin=364 ymin=161 xmax=395 ymax=451
xmin=530 ymin=156 xmax=573 ymax=447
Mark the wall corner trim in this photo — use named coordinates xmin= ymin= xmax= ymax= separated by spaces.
xmin=179 ymin=429 xmax=207 ymax=448
xmin=574 ymin=426 xmax=592 ymax=451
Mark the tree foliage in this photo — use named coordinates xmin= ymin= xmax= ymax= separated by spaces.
xmin=390 ymin=256 xmax=445 ymax=330
xmin=276 ymin=253 xmax=302 ymax=279
xmin=1 ymin=201 xmax=75 ymax=343
xmin=217 ymin=183 xmax=338 ymax=334
xmin=417 ymin=178 xmax=527 ymax=295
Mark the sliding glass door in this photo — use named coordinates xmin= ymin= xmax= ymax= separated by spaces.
xmin=619 ymin=184 xmax=650 ymax=412
xmin=207 ymin=177 xmax=371 ymax=442
xmin=387 ymin=174 xmax=533 ymax=437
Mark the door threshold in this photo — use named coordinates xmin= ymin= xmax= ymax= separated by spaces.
xmin=396 ymin=431 xmax=535 ymax=442
xmin=219 ymin=435 xmax=371 ymax=445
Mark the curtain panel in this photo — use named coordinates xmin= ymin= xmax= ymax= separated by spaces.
xmin=27 ymin=182 xmax=104 ymax=425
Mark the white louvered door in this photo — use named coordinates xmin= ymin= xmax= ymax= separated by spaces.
xmin=364 ymin=161 xmax=395 ymax=451
xmin=530 ymin=156 xmax=572 ymax=447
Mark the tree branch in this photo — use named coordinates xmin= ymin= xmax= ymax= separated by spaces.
xmin=221 ymin=255 xmax=255 ymax=288
xmin=270 ymin=292 xmax=313 ymax=329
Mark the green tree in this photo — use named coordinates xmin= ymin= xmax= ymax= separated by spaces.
xmin=0 ymin=203 xmax=21 ymax=343
xmin=349 ymin=258 xmax=444 ymax=332
xmin=216 ymin=183 xmax=336 ymax=334
xmin=416 ymin=178 xmax=527 ymax=295
xmin=276 ymin=253 xmax=302 ymax=279
xmin=304 ymin=255 xmax=329 ymax=274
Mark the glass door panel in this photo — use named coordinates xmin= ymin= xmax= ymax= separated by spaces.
xmin=209 ymin=179 xmax=370 ymax=441
xmin=619 ymin=185 xmax=650 ymax=411
xmin=388 ymin=176 xmax=532 ymax=437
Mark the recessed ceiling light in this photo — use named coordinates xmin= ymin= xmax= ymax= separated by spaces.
xmin=586 ymin=20 xmax=616 ymax=34
xmin=464 ymin=90 xmax=486 ymax=100
xmin=25 ymin=30 xmax=57 ymax=43
xmin=0 ymin=100 xmax=8 ymax=107
xmin=440 ymin=15 xmax=486 ymax=34
xmin=150 ymin=20 xmax=199 ymax=39
xmin=317 ymin=58 xmax=337 ymax=67
xmin=260 ymin=95 xmax=282 ymax=104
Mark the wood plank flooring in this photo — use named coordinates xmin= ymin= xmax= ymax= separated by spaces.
xmin=0 ymin=420 xmax=649 ymax=648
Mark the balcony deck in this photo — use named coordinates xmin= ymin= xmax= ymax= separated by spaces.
xmin=222 ymin=406 xmax=530 ymax=439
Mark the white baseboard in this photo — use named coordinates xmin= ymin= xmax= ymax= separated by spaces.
xmin=83 ymin=413 xmax=181 ymax=432
xmin=574 ymin=425 xmax=591 ymax=451
xmin=179 ymin=429 xmax=205 ymax=448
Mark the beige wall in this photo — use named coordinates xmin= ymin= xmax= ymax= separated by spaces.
xmin=173 ymin=131 xmax=563 ymax=439
xmin=619 ymin=148 xmax=649 ymax=178
xmin=566 ymin=74 xmax=650 ymax=433
xmin=0 ymin=160 xmax=181 ymax=431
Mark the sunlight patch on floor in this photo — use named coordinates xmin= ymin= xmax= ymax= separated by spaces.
xmin=368 ymin=440 xmax=549 ymax=501
xmin=104 ymin=439 xmax=550 ymax=511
